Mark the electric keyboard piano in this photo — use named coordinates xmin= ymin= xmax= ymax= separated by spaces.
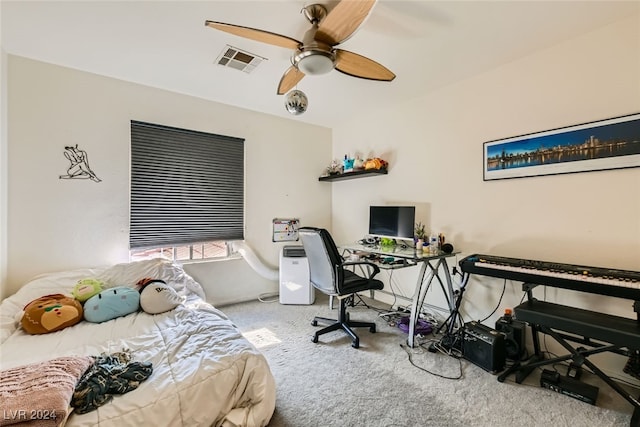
xmin=459 ymin=254 xmax=640 ymax=301
xmin=459 ymin=254 xmax=640 ymax=426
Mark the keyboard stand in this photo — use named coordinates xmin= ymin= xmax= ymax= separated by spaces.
xmin=458 ymin=254 xmax=640 ymax=425
xmin=506 ymin=297 xmax=640 ymax=425
xmin=497 ymin=282 xmax=545 ymax=382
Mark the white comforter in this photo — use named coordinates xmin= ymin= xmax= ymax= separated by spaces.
xmin=0 ymin=259 xmax=276 ymax=427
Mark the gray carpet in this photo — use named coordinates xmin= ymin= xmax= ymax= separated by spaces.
xmin=220 ymin=295 xmax=635 ymax=427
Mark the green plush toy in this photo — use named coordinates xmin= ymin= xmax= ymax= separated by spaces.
xmin=72 ymin=278 xmax=104 ymax=302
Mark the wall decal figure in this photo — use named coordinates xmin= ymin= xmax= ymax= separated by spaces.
xmin=59 ymin=144 xmax=101 ymax=182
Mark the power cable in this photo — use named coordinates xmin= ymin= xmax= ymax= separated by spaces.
xmin=479 ymin=278 xmax=506 ymax=323
xmin=399 ymin=343 xmax=463 ymax=380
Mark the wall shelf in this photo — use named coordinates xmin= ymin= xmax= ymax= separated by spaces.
xmin=318 ymin=169 xmax=388 ymax=182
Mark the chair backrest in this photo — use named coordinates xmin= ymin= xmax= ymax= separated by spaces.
xmin=299 ymin=227 xmax=343 ymax=296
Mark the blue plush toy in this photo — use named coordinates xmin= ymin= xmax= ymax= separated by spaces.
xmin=83 ymin=286 xmax=140 ymax=323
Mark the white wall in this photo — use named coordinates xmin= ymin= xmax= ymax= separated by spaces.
xmin=0 ymin=47 xmax=7 ymax=301
xmin=331 ymin=14 xmax=640 ymax=381
xmin=5 ymin=56 xmax=332 ymax=304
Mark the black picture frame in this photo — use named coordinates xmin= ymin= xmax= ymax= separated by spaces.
xmin=483 ymin=113 xmax=640 ymax=181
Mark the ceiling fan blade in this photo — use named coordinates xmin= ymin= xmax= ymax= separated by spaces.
xmin=277 ymin=66 xmax=306 ymax=95
xmin=315 ymin=0 xmax=377 ymax=45
xmin=205 ymin=21 xmax=301 ymax=50
xmin=334 ymin=49 xmax=395 ymax=81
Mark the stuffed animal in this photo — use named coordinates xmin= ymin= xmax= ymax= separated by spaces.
xmin=363 ymin=157 xmax=388 ymax=170
xmin=72 ymin=278 xmax=104 ymax=302
xmin=21 ymin=294 xmax=83 ymax=334
xmin=83 ymin=286 xmax=140 ymax=323
xmin=136 ymin=278 xmax=183 ymax=314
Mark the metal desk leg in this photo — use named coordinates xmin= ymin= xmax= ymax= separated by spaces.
xmin=408 ymin=258 xmax=459 ymax=347
xmin=408 ymin=262 xmax=429 ymax=348
xmin=415 ymin=269 xmax=437 ymax=327
xmin=440 ymin=258 xmax=461 ymax=329
xmin=416 ymin=260 xmax=441 ymax=315
xmin=441 ymin=259 xmax=456 ymax=312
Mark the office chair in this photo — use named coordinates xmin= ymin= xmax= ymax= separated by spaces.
xmin=299 ymin=227 xmax=384 ymax=348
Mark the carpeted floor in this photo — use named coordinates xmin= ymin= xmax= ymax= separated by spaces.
xmin=220 ymin=294 xmax=636 ymax=427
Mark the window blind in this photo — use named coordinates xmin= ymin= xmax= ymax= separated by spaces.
xmin=130 ymin=121 xmax=244 ymax=249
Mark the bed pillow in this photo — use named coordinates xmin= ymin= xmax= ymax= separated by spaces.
xmin=137 ymin=279 xmax=184 ymax=314
xmin=72 ymin=278 xmax=104 ymax=302
xmin=21 ymin=294 xmax=83 ymax=335
xmin=83 ymin=286 xmax=140 ymax=323
xmin=1 ymin=356 xmax=95 ymax=427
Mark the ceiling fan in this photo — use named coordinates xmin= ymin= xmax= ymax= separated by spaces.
xmin=205 ymin=0 xmax=396 ymax=95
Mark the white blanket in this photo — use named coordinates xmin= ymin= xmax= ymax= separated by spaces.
xmin=0 ymin=259 xmax=276 ymax=427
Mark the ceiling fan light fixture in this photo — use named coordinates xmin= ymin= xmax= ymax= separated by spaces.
xmin=206 ymin=0 xmax=394 ymax=93
xmin=294 ymin=50 xmax=335 ymax=75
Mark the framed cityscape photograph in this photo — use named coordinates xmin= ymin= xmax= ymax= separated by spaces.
xmin=483 ymin=113 xmax=640 ymax=181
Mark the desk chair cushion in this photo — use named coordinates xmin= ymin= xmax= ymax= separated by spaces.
xmin=342 ymin=269 xmax=383 ymax=294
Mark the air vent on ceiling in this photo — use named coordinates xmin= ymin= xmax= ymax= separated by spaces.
xmin=216 ymin=45 xmax=266 ymax=74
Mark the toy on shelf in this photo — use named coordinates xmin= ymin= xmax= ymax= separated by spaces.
xmin=343 ymin=155 xmax=355 ymax=173
xmin=325 ymin=159 xmax=343 ymax=176
xmin=364 ymin=157 xmax=388 ymax=170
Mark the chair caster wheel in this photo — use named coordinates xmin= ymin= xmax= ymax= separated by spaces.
xmin=351 ymin=341 xmax=359 ymax=349
xmin=312 ymin=336 xmax=318 ymax=343
xmin=311 ymin=320 xmax=318 ymax=326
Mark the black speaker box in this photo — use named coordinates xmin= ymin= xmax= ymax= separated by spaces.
xmin=495 ymin=316 xmax=526 ymax=361
xmin=463 ymin=321 xmax=506 ymax=373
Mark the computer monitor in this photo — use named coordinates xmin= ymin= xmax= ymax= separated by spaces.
xmin=368 ymin=206 xmax=415 ymax=241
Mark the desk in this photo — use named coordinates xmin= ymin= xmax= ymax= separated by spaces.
xmin=341 ymin=243 xmax=459 ymax=348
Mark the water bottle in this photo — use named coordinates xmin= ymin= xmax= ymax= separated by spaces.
xmin=429 ymin=234 xmax=438 ymax=253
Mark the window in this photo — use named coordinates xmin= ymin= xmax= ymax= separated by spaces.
xmin=129 ymin=241 xmax=231 ymax=262
xmin=129 ymin=121 xmax=244 ymax=261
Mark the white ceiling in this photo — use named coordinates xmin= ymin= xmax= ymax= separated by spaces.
xmin=2 ymin=1 xmax=638 ymax=128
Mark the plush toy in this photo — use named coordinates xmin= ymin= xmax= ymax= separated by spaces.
xmin=21 ymin=294 xmax=83 ymax=334
xmin=136 ymin=278 xmax=183 ymax=314
xmin=83 ymin=286 xmax=140 ymax=323
xmin=364 ymin=157 xmax=388 ymax=170
xmin=72 ymin=278 xmax=104 ymax=302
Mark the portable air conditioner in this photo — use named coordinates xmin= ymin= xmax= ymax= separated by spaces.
xmin=279 ymin=246 xmax=314 ymax=305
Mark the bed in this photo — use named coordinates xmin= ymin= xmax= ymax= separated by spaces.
xmin=0 ymin=259 xmax=276 ymax=427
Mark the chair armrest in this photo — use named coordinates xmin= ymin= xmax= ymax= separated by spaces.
xmin=341 ymin=260 xmax=381 ymax=278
